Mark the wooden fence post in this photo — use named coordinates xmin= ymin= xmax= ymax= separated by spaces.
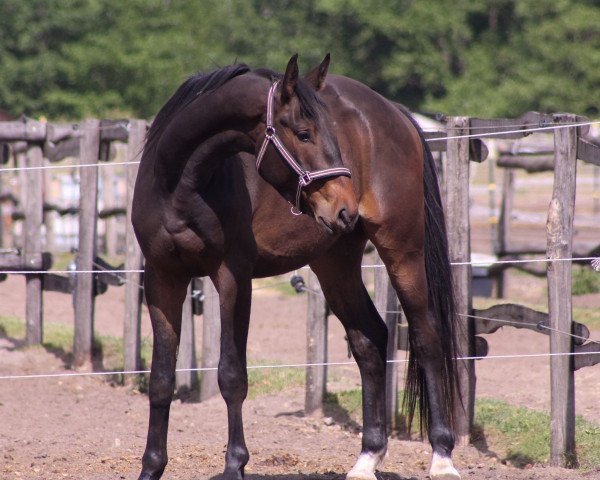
xmin=445 ymin=116 xmax=474 ymax=444
xmin=124 ymin=119 xmax=145 ymax=375
xmin=305 ymin=268 xmax=328 ymax=414
xmin=374 ymin=261 xmax=400 ymax=431
xmin=547 ymin=114 xmax=577 ymax=466
xmin=73 ymin=119 xmax=100 ymax=368
xmin=176 ymin=282 xmax=199 ymax=400
xmin=496 ymin=168 xmax=515 ymax=297
xmin=200 ymin=277 xmax=220 ymax=401
xmin=24 ymin=140 xmax=44 ymax=345
xmin=100 ymin=142 xmax=118 ymax=257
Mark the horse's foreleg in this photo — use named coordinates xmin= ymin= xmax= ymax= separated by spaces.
xmin=139 ymin=267 xmax=189 ymax=480
xmin=310 ymin=238 xmax=388 ymax=480
xmin=381 ymin=251 xmax=460 ymax=480
xmin=214 ymin=263 xmax=252 ymax=480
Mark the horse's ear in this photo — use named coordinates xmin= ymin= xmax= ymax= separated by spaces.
xmin=305 ymin=53 xmax=330 ymax=91
xmin=281 ymin=53 xmax=299 ymax=104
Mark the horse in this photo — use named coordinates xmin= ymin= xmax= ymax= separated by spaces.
xmin=132 ymin=54 xmax=460 ymax=480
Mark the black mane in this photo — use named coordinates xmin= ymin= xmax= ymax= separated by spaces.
xmin=145 ymin=63 xmax=251 ymax=154
xmin=252 ymin=68 xmax=327 ymax=121
xmin=145 ymin=63 xmax=327 ymax=155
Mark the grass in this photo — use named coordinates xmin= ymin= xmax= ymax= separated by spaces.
xmin=474 ymin=398 xmax=600 ymax=469
xmin=0 ymin=314 xmax=303 ymax=398
xmin=326 ymin=388 xmax=600 ymax=470
xmin=572 ymin=265 xmax=600 ymax=296
xmin=252 ymin=276 xmax=297 ymax=296
xmin=0 ymin=315 xmax=151 ymax=374
xmin=247 ymin=361 xmax=305 ymax=399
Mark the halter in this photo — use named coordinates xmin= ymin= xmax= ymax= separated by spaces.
xmin=256 ymin=81 xmax=352 ymax=215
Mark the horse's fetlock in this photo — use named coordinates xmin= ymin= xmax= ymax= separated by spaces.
xmin=430 ymin=426 xmax=455 ymax=455
xmin=361 ymin=427 xmax=387 ymax=455
xmin=142 ymin=449 xmax=168 ymax=477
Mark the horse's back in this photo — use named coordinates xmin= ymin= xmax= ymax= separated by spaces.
xmin=322 ymin=76 xmax=426 ymax=237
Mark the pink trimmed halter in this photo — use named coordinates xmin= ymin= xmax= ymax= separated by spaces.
xmin=256 ymin=81 xmax=352 ymax=216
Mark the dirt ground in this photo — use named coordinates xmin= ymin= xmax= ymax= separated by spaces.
xmin=1 ymin=161 xmax=600 ymax=479
xmin=1 ymin=269 xmax=599 ymax=480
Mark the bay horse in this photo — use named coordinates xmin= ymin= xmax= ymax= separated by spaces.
xmin=132 ymin=54 xmax=460 ymax=480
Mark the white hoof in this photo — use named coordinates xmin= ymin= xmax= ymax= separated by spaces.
xmin=346 ymin=450 xmax=386 ymax=480
xmin=346 ymin=471 xmax=377 ymax=480
xmin=429 ymin=452 xmax=461 ymax=480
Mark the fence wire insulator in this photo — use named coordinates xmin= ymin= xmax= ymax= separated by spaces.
xmin=290 ymin=275 xmax=306 ymax=294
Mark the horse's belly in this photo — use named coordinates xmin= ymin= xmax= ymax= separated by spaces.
xmin=252 ymin=225 xmax=336 ymax=278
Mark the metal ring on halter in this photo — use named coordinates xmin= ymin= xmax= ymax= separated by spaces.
xmin=290 ymin=205 xmax=303 ymax=216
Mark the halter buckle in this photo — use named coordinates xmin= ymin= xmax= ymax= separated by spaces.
xmin=300 ymin=172 xmax=312 ymax=187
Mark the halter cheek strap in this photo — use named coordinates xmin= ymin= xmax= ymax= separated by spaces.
xmin=255 ymin=81 xmax=352 ymax=215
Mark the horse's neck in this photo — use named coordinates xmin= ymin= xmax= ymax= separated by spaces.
xmin=154 ymin=78 xmax=262 ymax=191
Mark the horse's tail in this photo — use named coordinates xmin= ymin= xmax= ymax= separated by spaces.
xmin=396 ymin=105 xmax=460 ymax=437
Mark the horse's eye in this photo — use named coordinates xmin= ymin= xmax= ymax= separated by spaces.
xmin=296 ymin=131 xmax=311 ymax=143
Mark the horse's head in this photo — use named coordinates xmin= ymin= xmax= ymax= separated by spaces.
xmin=255 ymin=54 xmax=358 ymax=235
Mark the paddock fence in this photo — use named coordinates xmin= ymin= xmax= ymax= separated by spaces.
xmin=1 ymin=112 xmax=600 ymax=467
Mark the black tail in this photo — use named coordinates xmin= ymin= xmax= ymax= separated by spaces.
xmin=396 ymin=105 xmax=460 ymax=437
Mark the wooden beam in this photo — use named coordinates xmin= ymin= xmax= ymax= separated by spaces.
xmin=424 ymin=131 xmax=488 ymax=162
xmin=574 ymin=343 xmax=600 ymax=371
xmin=124 ymin=119 xmax=146 ymax=375
xmin=99 ymin=119 xmax=129 ymax=143
xmin=200 ymin=277 xmax=220 ymax=401
xmin=305 ymin=269 xmax=328 ymax=414
xmin=0 ymin=252 xmax=51 ymax=270
xmin=497 ymin=155 xmax=554 ymax=172
xmin=0 ymin=120 xmax=46 ymax=142
xmin=547 ymin=113 xmax=577 ymax=467
xmin=46 ymin=123 xmax=78 ymax=143
xmin=445 ymin=116 xmax=474 ymax=444
xmin=24 ymin=142 xmax=44 ymax=345
xmin=43 ymin=273 xmax=73 ymax=294
xmin=577 ymin=138 xmax=600 ymax=167
xmin=374 ymin=259 xmax=400 ymax=431
xmin=73 ymin=119 xmax=100 ymax=368
xmin=473 ymin=303 xmax=589 ymax=346
xmin=176 ymin=283 xmax=199 ymax=400
xmin=44 ymin=137 xmax=79 ymax=163
xmin=468 ymin=112 xmax=555 ymax=139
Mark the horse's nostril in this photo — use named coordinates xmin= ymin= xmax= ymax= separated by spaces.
xmin=339 ymin=208 xmax=351 ymax=227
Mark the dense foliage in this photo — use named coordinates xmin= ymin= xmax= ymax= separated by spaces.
xmin=1 ymin=0 xmax=599 ymax=119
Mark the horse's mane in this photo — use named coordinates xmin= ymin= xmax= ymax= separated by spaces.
xmin=145 ymin=63 xmax=251 ymax=154
xmin=145 ymin=63 xmax=327 ymax=155
xmin=253 ymin=68 xmax=327 ymax=121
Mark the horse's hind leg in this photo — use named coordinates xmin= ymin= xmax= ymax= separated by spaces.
xmin=213 ymin=260 xmax=252 ymax=480
xmin=376 ymin=246 xmax=460 ymax=480
xmin=139 ymin=266 xmax=190 ymax=480
xmin=310 ymin=235 xmax=388 ymax=480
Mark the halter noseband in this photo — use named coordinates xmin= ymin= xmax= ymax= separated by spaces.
xmin=255 ymin=80 xmax=352 ymax=215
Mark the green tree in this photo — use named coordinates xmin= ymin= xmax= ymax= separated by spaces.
xmin=1 ymin=0 xmax=599 ymax=119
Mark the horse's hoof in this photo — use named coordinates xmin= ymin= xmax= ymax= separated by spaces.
xmin=222 ymin=467 xmax=244 ymax=480
xmin=429 ymin=473 xmax=461 ymax=480
xmin=346 ymin=449 xmax=386 ymax=480
xmin=346 ymin=472 xmax=377 ymax=480
xmin=138 ymin=473 xmax=162 ymax=480
xmin=429 ymin=452 xmax=461 ymax=480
